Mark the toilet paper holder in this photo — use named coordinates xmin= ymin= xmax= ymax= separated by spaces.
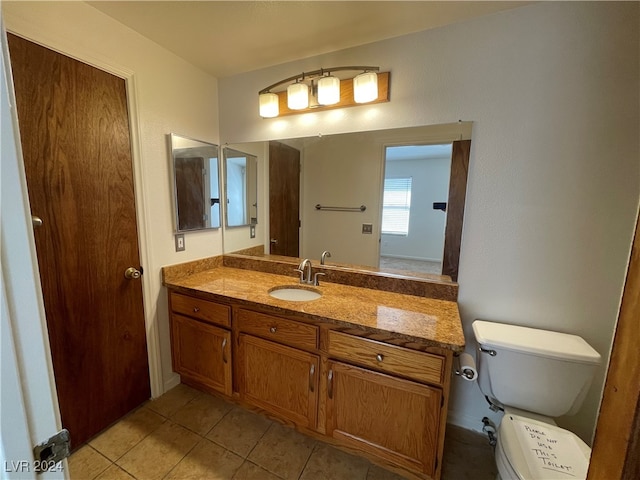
xmin=454 ymin=353 xmax=477 ymax=381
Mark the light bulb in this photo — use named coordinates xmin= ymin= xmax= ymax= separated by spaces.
xmin=287 ymin=82 xmax=309 ymax=110
xmin=353 ymin=71 xmax=378 ymax=103
xmin=259 ymin=93 xmax=279 ymax=118
xmin=317 ymin=75 xmax=340 ymax=105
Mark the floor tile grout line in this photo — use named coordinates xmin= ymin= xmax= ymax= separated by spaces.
xmin=82 ymin=444 xmax=112 ymax=480
xmin=159 ymin=433 xmax=206 ymax=480
xmin=243 ymin=418 xmax=275 ymax=461
xmin=95 ymin=407 xmax=169 ymax=465
xmin=296 ymin=441 xmax=320 ymax=480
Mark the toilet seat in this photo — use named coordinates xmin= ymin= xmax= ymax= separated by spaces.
xmin=496 ymin=412 xmax=591 ymax=480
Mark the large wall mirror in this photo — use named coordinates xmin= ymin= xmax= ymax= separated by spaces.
xmin=224 ymin=147 xmax=258 ymax=227
xmin=169 ymin=133 xmax=221 ymax=232
xmin=224 ymin=122 xmax=471 ymax=281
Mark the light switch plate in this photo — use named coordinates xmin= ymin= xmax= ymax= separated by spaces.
xmin=175 ymin=234 xmax=185 ymax=251
xmin=362 ymin=223 xmax=373 ymax=234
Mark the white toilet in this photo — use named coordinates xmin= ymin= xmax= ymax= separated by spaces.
xmin=472 ymin=320 xmax=601 ymax=480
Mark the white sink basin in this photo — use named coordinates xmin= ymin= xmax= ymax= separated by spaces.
xmin=269 ymin=286 xmax=322 ymax=302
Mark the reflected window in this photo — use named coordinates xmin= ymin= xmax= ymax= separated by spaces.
xmin=382 ymin=177 xmax=412 ymax=236
xmin=224 ymin=148 xmax=258 ymax=227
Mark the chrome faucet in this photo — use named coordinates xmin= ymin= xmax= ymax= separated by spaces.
xmin=321 ymin=250 xmax=332 ymax=265
xmin=296 ymin=259 xmax=312 ymax=284
xmin=295 ymin=258 xmax=325 ymax=286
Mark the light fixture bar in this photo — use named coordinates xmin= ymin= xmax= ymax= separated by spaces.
xmin=258 ymin=66 xmax=380 ymax=95
xmin=267 ymin=72 xmax=390 ymax=117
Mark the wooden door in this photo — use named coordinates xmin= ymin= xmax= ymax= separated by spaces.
xmin=326 ymin=360 xmax=442 ymax=477
xmin=7 ymin=34 xmax=150 ymax=448
xmin=171 ymin=315 xmax=232 ymax=395
xmin=588 ymin=213 xmax=640 ymax=479
xmin=238 ymin=334 xmax=318 ymax=428
xmin=175 ymin=156 xmax=206 ymax=230
xmin=269 ymin=141 xmax=300 ymax=256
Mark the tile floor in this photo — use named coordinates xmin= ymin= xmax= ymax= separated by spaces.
xmin=378 ymin=257 xmax=443 ymax=276
xmin=69 ymin=384 xmax=497 ymax=480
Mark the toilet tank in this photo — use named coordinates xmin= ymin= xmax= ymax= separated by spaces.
xmin=472 ymin=320 xmax=601 ymax=417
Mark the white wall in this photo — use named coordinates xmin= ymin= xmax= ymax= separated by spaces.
xmin=2 ymin=1 xmax=221 ymax=393
xmin=381 ymin=155 xmax=450 ymax=261
xmin=222 ymin=142 xmax=267 ymax=253
xmin=292 ymin=124 xmax=468 ymax=266
xmin=219 ymin=2 xmax=640 ymax=443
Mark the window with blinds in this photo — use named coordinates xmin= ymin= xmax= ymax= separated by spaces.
xmin=382 ymin=177 xmax=412 ymax=235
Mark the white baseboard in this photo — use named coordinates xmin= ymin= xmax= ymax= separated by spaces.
xmin=161 ymin=373 xmax=181 ymax=397
xmin=447 ymin=409 xmax=487 ymax=434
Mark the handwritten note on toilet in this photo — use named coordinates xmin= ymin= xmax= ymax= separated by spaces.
xmin=513 ymin=418 xmax=588 ymax=479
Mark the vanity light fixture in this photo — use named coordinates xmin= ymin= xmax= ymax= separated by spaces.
xmin=258 ymin=66 xmax=390 ymax=118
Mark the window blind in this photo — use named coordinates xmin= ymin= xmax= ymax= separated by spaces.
xmin=382 ymin=177 xmax=412 ymax=235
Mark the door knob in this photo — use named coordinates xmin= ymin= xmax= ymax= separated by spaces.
xmin=124 ymin=267 xmax=141 ymax=279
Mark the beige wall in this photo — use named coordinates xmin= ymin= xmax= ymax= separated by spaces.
xmin=222 ymin=141 xmax=267 ymax=253
xmin=218 ymin=1 xmax=640 ymax=442
xmin=285 ymin=123 xmax=471 ymax=266
xmin=3 ymin=0 xmax=221 ymax=393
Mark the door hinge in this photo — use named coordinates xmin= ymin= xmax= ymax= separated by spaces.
xmin=33 ymin=429 xmax=70 ymax=472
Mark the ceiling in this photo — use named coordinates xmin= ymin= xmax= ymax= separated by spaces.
xmin=88 ymin=1 xmax=529 ymax=78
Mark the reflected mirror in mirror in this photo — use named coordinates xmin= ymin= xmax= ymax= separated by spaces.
xmin=169 ymin=133 xmax=221 ymax=232
xmin=224 ymin=148 xmax=258 ymax=227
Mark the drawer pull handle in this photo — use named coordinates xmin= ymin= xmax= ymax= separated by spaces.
xmin=376 ymin=354 xmax=384 ymax=362
xmin=327 ymin=370 xmax=334 ymax=399
xmin=309 ymin=364 xmax=315 ymax=392
xmin=193 ymin=307 xmax=200 ymax=313
xmin=269 ymin=326 xmax=277 ymax=334
xmin=221 ymin=338 xmax=228 ymax=364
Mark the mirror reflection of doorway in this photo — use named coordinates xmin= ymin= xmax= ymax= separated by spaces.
xmin=380 ymin=144 xmax=452 ymax=275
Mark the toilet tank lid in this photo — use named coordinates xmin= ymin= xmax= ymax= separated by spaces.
xmin=473 ymin=320 xmax=601 ymax=364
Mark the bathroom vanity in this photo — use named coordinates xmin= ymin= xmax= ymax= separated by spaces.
xmin=163 ymin=255 xmax=464 ymax=480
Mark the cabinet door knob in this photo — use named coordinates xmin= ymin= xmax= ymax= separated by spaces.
xmin=376 ymin=354 xmax=384 ymax=362
xmin=327 ymin=370 xmax=334 ymax=399
xmin=193 ymin=306 xmax=200 ymax=313
xmin=270 ymin=326 xmax=277 ymax=334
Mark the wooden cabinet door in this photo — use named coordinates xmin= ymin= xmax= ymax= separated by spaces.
xmin=171 ymin=314 xmax=232 ymax=395
xmin=238 ymin=334 xmax=319 ymax=429
xmin=326 ymin=360 xmax=442 ymax=477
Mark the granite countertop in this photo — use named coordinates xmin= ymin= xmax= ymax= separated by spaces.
xmin=164 ymin=265 xmax=465 ymax=352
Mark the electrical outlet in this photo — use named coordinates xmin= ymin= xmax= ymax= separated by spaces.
xmin=250 ymin=225 xmax=256 ymax=238
xmin=175 ymin=234 xmax=185 ymax=252
xmin=362 ymin=223 xmax=373 ymax=234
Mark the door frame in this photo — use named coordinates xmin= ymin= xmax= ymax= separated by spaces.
xmin=5 ymin=30 xmax=163 ymax=398
xmin=1 ymin=22 xmax=67 ymax=477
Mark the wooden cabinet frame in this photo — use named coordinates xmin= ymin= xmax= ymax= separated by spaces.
xmin=169 ymin=291 xmax=453 ymax=479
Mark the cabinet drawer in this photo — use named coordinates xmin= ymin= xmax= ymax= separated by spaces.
xmin=236 ymin=309 xmax=318 ymax=351
xmin=327 ymin=331 xmax=444 ymax=386
xmin=170 ymin=292 xmax=231 ymax=328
